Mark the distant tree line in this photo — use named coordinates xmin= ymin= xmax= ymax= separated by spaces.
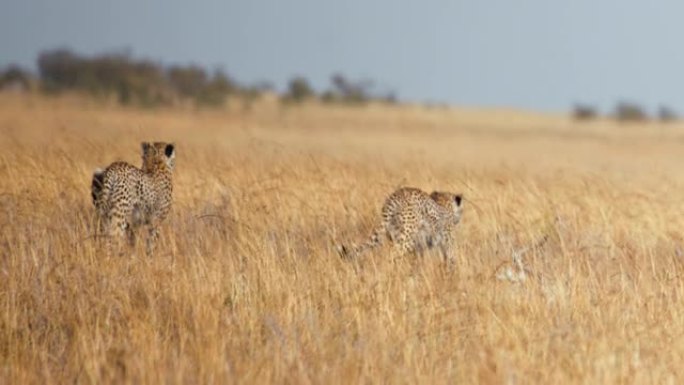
xmin=0 ymin=48 xmax=398 ymax=108
xmin=33 ymin=49 xmax=250 ymax=107
xmin=282 ymin=74 xmax=397 ymax=105
xmin=4 ymin=49 xmax=676 ymax=118
xmin=573 ymin=101 xmax=678 ymax=122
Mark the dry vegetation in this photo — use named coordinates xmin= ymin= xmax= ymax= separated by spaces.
xmin=3 ymin=93 xmax=684 ymax=384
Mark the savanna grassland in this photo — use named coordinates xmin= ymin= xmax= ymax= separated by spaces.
xmin=3 ymin=93 xmax=684 ymax=384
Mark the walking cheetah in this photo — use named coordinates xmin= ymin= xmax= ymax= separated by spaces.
xmin=92 ymin=142 xmax=175 ymax=254
xmin=339 ymin=187 xmax=463 ymax=262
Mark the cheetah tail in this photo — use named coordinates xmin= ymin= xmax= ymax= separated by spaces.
xmin=338 ymin=225 xmax=385 ymax=260
xmin=91 ymin=168 xmax=106 ymax=205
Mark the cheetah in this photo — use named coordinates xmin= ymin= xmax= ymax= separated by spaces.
xmin=91 ymin=142 xmax=176 ymax=254
xmin=339 ymin=187 xmax=463 ymax=263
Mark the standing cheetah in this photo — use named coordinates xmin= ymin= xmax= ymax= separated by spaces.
xmin=339 ymin=187 xmax=463 ymax=262
xmin=92 ymin=142 xmax=175 ymax=254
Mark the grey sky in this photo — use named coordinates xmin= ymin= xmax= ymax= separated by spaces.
xmin=1 ymin=0 xmax=682 ymax=111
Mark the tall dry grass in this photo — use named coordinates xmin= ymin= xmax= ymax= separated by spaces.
xmin=2 ymin=94 xmax=684 ymax=384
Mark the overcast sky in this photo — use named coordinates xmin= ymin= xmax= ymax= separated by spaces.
xmin=1 ymin=0 xmax=682 ymax=112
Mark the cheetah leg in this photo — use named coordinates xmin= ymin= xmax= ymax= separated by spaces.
xmin=102 ymin=193 xmax=133 ymax=256
xmin=145 ymin=226 xmax=159 ymax=255
xmin=95 ymin=216 xmax=113 ymax=256
xmin=415 ymin=231 xmax=434 ymax=258
xmin=439 ymin=241 xmax=456 ymax=270
xmin=126 ymin=225 xmax=137 ymax=247
xmin=103 ymin=215 xmax=128 ymax=256
xmin=94 ymin=213 xmax=107 ymax=245
xmin=390 ymin=233 xmax=415 ymax=259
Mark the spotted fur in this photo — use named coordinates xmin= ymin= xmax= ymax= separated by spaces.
xmin=92 ymin=141 xmax=175 ymax=254
xmin=339 ymin=187 xmax=463 ymax=262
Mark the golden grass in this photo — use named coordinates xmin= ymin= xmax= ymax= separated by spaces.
xmin=3 ymin=93 xmax=684 ymax=384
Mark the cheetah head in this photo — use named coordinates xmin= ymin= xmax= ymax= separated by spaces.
xmin=430 ymin=191 xmax=463 ymax=225
xmin=142 ymin=142 xmax=176 ymax=171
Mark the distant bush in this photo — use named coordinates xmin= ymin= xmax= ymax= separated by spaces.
xmin=282 ymin=76 xmax=315 ymax=103
xmin=658 ymin=105 xmax=677 ymax=122
xmin=321 ymin=74 xmax=398 ymax=106
xmin=167 ymin=66 xmax=238 ymax=107
xmin=0 ymin=65 xmax=33 ymax=91
xmin=167 ymin=65 xmax=208 ymax=99
xmin=614 ymin=101 xmax=648 ymax=122
xmin=325 ymin=74 xmax=372 ymax=105
xmin=320 ymin=90 xmax=338 ymax=104
xmin=572 ymin=104 xmax=599 ymax=121
xmin=37 ymin=49 xmax=79 ymax=93
xmin=381 ymin=92 xmax=398 ymax=105
xmin=196 ymin=70 xmax=238 ymax=107
xmin=236 ymin=82 xmax=272 ymax=110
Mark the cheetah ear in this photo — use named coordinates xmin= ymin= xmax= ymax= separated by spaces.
xmin=454 ymin=195 xmax=463 ymax=206
xmin=429 ymin=191 xmax=439 ymax=200
xmin=141 ymin=142 xmax=151 ymax=154
xmin=164 ymin=143 xmax=175 ymax=158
